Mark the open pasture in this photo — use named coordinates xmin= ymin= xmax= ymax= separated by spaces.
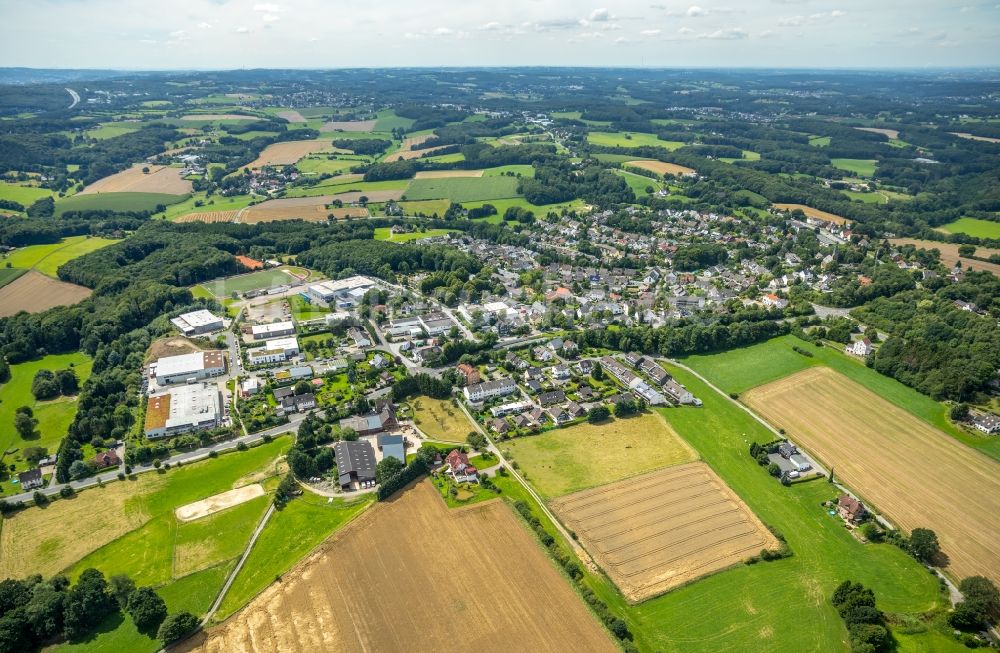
xmin=55 ymin=191 xmax=187 ymax=216
xmin=403 ymin=176 xmax=519 ymax=202
xmin=182 ymin=480 xmax=616 ymax=653
xmin=938 ymin=217 xmax=1000 ymax=239
xmin=80 ymin=164 xmax=193 ymax=195
xmin=890 ymin=238 xmax=1000 ymax=277
xmin=773 ymin=203 xmax=850 ymax=225
xmin=587 ymin=131 xmax=684 ymax=149
xmin=503 ymin=412 xmax=697 ymax=498
xmin=248 ymin=140 xmax=333 ymax=168
xmin=373 ymin=227 xmax=455 ymax=242
xmin=743 ymin=366 xmax=1000 ymax=586
xmin=175 ymin=209 xmax=238 ymax=223
xmin=0 ymin=270 xmax=91 ymax=316
xmin=626 ymin=160 xmax=695 ymax=176
xmin=319 ymin=119 xmax=376 ymax=132
xmin=830 ymin=158 xmax=878 ymax=177
xmin=181 ymin=114 xmax=260 ymax=121
xmin=0 ymin=181 xmax=54 ymax=207
xmin=1 ymin=235 xmax=116 ymax=277
xmin=385 ymin=144 xmax=452 ymax=161
xmin=552 ymin=462 xmax=780 ymax=603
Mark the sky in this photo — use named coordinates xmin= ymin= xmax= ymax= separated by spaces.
xmin=1 ymin=0 xmax=998 ymax=69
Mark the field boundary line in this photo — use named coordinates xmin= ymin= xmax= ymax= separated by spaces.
xmin=201 ymin=502 xmax=274 ymax=625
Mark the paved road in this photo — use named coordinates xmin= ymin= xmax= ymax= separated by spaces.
xmin=65 ymin=87 xmax=79 ymax=109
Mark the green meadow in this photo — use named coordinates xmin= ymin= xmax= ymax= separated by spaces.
xmin=373 ymin=227 xmax=456 ymax=242
xmin=2 ymin=235 xmax=118 ymax=277
xmin=403 ymin=176 xmax=520 ymax=202
xmin=0 ymin=181 xmax=56 ymax=207
xmin=587 ymin=131 xmax=684 ymax=149
xmin=831 ymin=158 xmax=878 ymax=177
xmin=939 ymin=217 xmax=1000 ymax=239
xmin=55 ymin=192 xmax=188 ymax=216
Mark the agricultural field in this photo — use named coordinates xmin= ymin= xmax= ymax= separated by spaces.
xmin=0 ymin=270 xmax=92 ymax=317
xmin=248 ymin=139 xmax=333 ymax=168
xmin=617 ymin=170 xmax=664 ymax=195
xmin=587 ymin=131 xmax=684 ymax=149
xmin=0 ymin=181 xmax=56 ymax=207
xmin=1 ymin=235 xmax=116 ymax=277
xmin=319 ymin=119 xmax=376 ymax=132
xmin=856 ymin=127 xmax=900 ymax=139
xmin=174 ymin=209 xmax=238 ymax=223
xmin=373 ymin=227 xmax=456 ymax=242
xmin=412 ymin=169 xmax=484 ymax=179
xmin=831 ymin=158 xmax=878 ymax=177
xmin=372 ymin=109 xmax=415 ymax=132
xmin=808 ymin=135 xmax=831 ymax=147
xmin=743 ymin=366 xmax=1000 ymax=586
xmin=396 ymin=198 xmax=451 ymax=216
xmin=84 ymin=123 xmax=140 ymax=140
xmin=625 ymin=160 xmax=696 ymax=176
xmin=294 ymin=156 xmax=358 ymax=175
xmin=772 ymin=203 xmax=851 ymax=225
xmin=238 ymin=196 xmax=336 ymax=223
xmin=80 ymin=164 xmax=194 ymax=195
xmin=55 ymin=191 xmax=188 ymax=216
xmin=0 ymin=437 xmax=289 ymax=582
xmin=462 ymin=197 xmax=590 ymax=220
xmin=410 ymin=396 xmax=472 ymax=442
xmin=890 ymin=238 xmax=1000 ymax=277
xmin=163 ymin=193 xmax=257 ymax=220
xmin=180 ymin=114 xmax=260 ymax=121
xmin=938 ymin=216 xmax=1000 ymax=239
xmin=948 ymin=131 xmax=1000 ymax=144
xmin=198 ymin=267 xmax=299 ymax=297
xmin=503 ymin=412 xmax=697 ymax=498
xmin=0 ymin=268 xmax=25 ymax=288
xmin=552 ymin=462 xmax=779 ymax=603
xmin=185 ymin=480 xmax=617 ymax=653
xmin=275 ymin=109 xmax=306 ymax=123
xmin=403 ymin=175 xmax=520 ymax=202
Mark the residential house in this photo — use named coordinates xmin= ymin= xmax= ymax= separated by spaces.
xmin=566 ymin=402 xmax=586 ymax=419
xmin=547 ymin=406 xmax=570 ymax=424
xmin=970 ymin=410 xmax=1000 ymax=434
xmin=445 ymin=450 xmax=479 ymax=483
xmin=91 ymin=450 xmax=121 ymax=470
xmin=464 ymin=378 xmax=517 ymax=403
xmin=837 ymin=495 xmax=868 ymax=524
xmin=538 ymin=390 xmax=567 ymax=407
xmin=490 ymin=418 xmax=511 ymax=435
xmin=847 ymin=337 xmax=874 ymax=357
xmin=18 ymin=469 xmax=43 ymax=490
xmin=457 ymin=363 xmax=481 ymax=386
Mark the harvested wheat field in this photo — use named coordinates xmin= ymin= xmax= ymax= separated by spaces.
xmin=249 ymin=140 xmax=333 ymax=168
xmin=626 ymin=160 xmax=696 ymax=176
xmin=855 ymin=127 xmax=900 ymax=139
xmin=80 ymin=164 xmax=193 ymax=195
xmin=327 ymin=206 xmax=370 ymax=219
xmin=414 ymin=169 xmax=485 ymax=179
xmin=181 ymin=114 xmax=260 ymax=121
xmin=551 ymin=462 xmax=779 ymax=603
xmin=180 ymin=480 xmax=616 ymax=653
xmin=0 ymin=271 xmax=91 ymax=317
xmin=949 ymin=132 xmax=1000 ymax=144
xmin=176 ymin=485 xmax=265 ymax=522
xmin=276 ymin=110 xmax=306 ymax=123
xmin=239 ymin=196 xmax=335 ymax=223
xmin=329 ymin=189 xmax=405 ymax=203
xmin=319 ymin=119 xmax=376 ymax=132
xmin=744 ymin=366 xmax=1000 ymax=586
xmin=175 ymin=210 xmax=238 ymax=223
xmin=773 ymin=203 xmax=850 ymax=225
xmin=889 ymin=238 xmax=1000 ymax=277
xmin=386 ymin=145 xmax=451 ymax=161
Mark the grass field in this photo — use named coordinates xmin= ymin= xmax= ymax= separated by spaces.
xmin=552 ymin=462 xmax=779 ymax=602
xmin=410 ymin=396 xmax=472 ymax=442
xmin=587 ymin=131 xmax=684 ymax=149
xmin=288 ymin=294 xmax=328 ymax=321
xmin=214 ymin=491 xmax=374 ymax=620
xmin=938 ymin=217 xmax=1000 ymax=239
xmin=462 ymin=197 xmax=589 ymax=220
xmin=193 ymin=481 xmax=616 ymax=652
xmin=372 ymin=109 xmax=415 ymax=133
xmin=744 ymin=367 xmax=1000 ymax=587
xmin=294 ymin=156 xmax=358 ymax=175
xmin=0 ymin=352 xmax=92 ymax=493
xmin=373 ymin=227 xmax=456 ymax=242
xmin=809 ymin=135 xmax=831 ymax=147
xmin=483 ymin=164 xmax=535 ymax=177
xmin=55 ymin=192 xmax=188 ymax=216
xmin=1 ymin=235 xmax=117 ymax=277
xmin=162 ymin=193 xmax=256 ymax=220
xmin=0 ymin=181 xmax=55 ymax=207
xmin=397 ymin=199 xmax=451 ymax=216
xmin=616 ymin=170 xmax=664 ymax=195
xmin=403 ymin=176 xmax=520 ymax=202
xmin=502 ymin=412 xmax=697 ymax=498
xmin=831 ymin=158 xmax=878 ymax=177
xmin=0 ymin=267 xmax=25 ymax=288
xmin=0 ymin=437 xmax=290 ymax=582
xmin=199 ymin=268 xmax=296 ymax=297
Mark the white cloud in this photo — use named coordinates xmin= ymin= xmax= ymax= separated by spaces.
xmin=590 ymin=8 xmax=612 ymax=22
xmin=687 ymin=6 xmax=706 ymax=17
xmin=432 ymin=27 xmax=454 ymax=36
xmin=481 ymin=21 xmax=503 ymax=31
xmin=262 ymin=14 xmax=280 ymax=23
xmin=697 ymin=27 xmax=749 ymax=39
xmin=678 ymin=26 xmax=696 ymax=35
xmin=640 ymin=29 xmax=662 ymax=36
xmin=234 ymin=26 xmax=251 ymax=34
xmin=778 ymin=15 xmax=806 ymax=26
xmin=196 ymin=22 xmax=212 ymax=30
xmin=253 ymin=3 xmax=281 ymax=12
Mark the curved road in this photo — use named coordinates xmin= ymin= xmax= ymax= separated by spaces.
xmin=65 ymin=87 xmax=80 ymax=109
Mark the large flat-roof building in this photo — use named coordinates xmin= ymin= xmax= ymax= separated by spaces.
xmin=246 ymin=336 xmax=299 ymax=365
xmin=307 ymin=276 xmax=377 ymax=307
xmin=144 ymin=383 xmax=222 ymax=439
xmin=170 ymin=309 xmax=224 ymax=336
xmin=251 ymin=321 xmax=295 ymax=341
xmin=334 ymin=440 xmax=376 ymax=489
xmin=152 ymin=351 xmax=227 ymax=385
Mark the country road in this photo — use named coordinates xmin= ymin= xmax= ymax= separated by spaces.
xmin=65 ymin=87 xmax=79 ymax=108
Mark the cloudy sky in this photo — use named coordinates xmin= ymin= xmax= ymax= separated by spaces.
xmin=1 ymin=0 xmax=998 ymax=69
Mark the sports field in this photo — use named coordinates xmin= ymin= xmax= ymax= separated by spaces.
xmin=587 ymin=131 xmax=684 ymax=149
xmin=80 ymin=164 xmax=193 ymax=195
xmin=410 ymin=396 xmax=472 ymax=442
xmin=0 ymin=271 xmax=92 ymax=317
xmin=503 ymin=412 xmax=698 ymax=498
xmin=552 ymin=462 xmax=779 ymax=602
xmin=184 ymin=480 xmax=617 ymax=653
xmin=373 ymin=227 xmax=455 ymax=242
xmin=199 ymin=268 xmax=297 ymax=297
xmin=831 ymin=158 xmax=878 ymax=177
xmin=743 ymin=366 xmax=1000 ymax=586
xmin=938 ymin=217 xmax=1000 ymax=239
xmin=772 ymin=203 xmax=851 ymax=225
xmin=403 ymin=176 xmax=519 ymax=202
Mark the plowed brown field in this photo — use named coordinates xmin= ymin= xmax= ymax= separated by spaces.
xmin=551 ymin=462 xmax=779 ymax=603
xmin=180 ymin=480 xmax=616 ymax=653
xmin=249 ymin=140 xmax=333 ymax=168
xmin=743 ymin=367 xmax=1000 ymax=586
xmin=0 ymin=271 xmax=91 ymax=316
xmin=80 ymin=164 xmax=193 ymax=195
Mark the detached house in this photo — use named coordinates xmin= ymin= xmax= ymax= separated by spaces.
xmin=847 ymin=337 xmax=874 ymax=357
xmin=445 ymin=450 xmax=479 ymax=483
xmin=837 ymin=495 xmax=868 ymax=524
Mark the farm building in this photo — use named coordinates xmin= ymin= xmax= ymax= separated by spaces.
xmin=334 ymin=440 xmax=377 ymax=489
xmin=170 ymin=309 xmax=224 ymax=336
xmin=144 ymin=383 xmax=222 ymax=439
xmin=18 ymin=469 xmax=43 ymax=490
xmin=377 ymin=434 xmax=406 ymax=463
xmin=464 ymin=377 xmax=517 ymax=403
xmin=152 ymin=351 xmax=227 ymax=385
xmin=246 ymin=336 xmax=299 ymax=365
xmin=339 ymin=405 xmax=398 ymax=436
xmin=251 ymin=320 xmax=295 ymax=340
